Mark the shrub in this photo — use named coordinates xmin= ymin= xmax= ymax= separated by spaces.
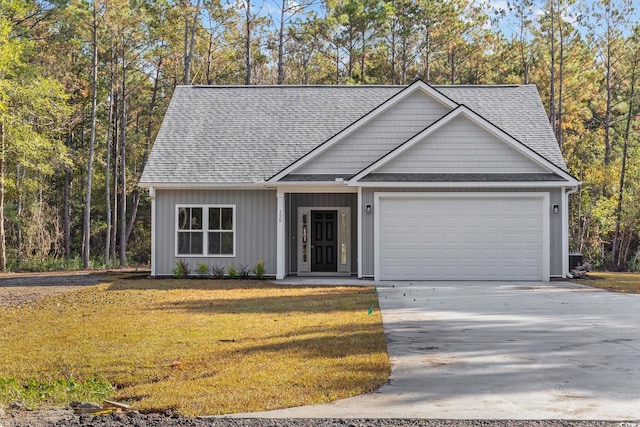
xmin=238 ymin=264 xmax=251 ymax=279
xmin=172 ymin=259 xmax=190 ymax=278
xmin=252 ymin=259 xmax=265 ymax=279
xmin=211 ymin=265 xmax=225 ymax=279
xmin=227 ymin=263 xmax=237 ymax=279
xmin=196 ymin=263 xmax=210 ymax=278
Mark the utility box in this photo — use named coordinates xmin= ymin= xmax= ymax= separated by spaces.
xmin=569 ymin=253 xmax=583 ymax=270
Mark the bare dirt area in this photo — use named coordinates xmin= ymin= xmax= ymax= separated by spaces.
xmin=0 ymin=270 xmax=146 ymax=307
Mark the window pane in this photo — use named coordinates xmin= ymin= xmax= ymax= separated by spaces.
xmin=221 ymin=232 xmax=234 ymax=254
xmin=178 ymin=232 xmax=190 ymax=254
xmin=178 ymin=232 xmax=203 ymax=254
xmin=190 ymin=231 xmax=203 ymax=254
xmin=209 ymin=208 xmax=220 ymax=230
xmin=221 ymin=208 xmax=233 ymax=230
xmin=191 ymin=208 xmax=203 ymax=230
xmin=208 ymin=232 xmax=221 ymax=255
xmin=178 ymin=208 xmax=189 ymax=230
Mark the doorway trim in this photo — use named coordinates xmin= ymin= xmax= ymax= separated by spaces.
xmin=297 ymin=206 xmax=351 ymax=275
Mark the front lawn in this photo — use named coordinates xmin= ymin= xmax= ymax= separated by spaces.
xmin=0 ymin=278 xmax=389 ymax=416
xmin=571 ymin=271 xmax=640 ymax=294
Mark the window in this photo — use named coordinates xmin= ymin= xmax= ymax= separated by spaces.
xmin=176 ymin=205 xmax=235 ymax=256
xmin=208 ymin=207 xmax=234 ymax=255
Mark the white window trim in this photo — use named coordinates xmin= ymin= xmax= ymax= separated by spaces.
xmin=175 ymin=204 xmax=236 ymax=258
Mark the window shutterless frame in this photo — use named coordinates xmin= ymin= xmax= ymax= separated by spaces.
xmin=175 ymin=204 xmax=236 ymax=257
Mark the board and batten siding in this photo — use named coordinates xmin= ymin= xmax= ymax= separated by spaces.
xmin=377 ymin=116 xmax=548 ymax=174
xmin=293 ymin=91 xmax=451 ymax=175
xmin=154 ymin=189 xmax=277 ymax=276
xmin=361 ymin=187 xmax=564 ymax=278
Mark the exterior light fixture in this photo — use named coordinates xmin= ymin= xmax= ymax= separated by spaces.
xmin=365 ymin=204 xmax=372 ymax=215
xmin=552 ymin=204 xmax=559 ymax=214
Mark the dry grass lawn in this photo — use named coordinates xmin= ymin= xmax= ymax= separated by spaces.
xmin=0 ymin=278 xmax=389 ymax=416
xmin=571 ymin=271 xmax=640 ymax=294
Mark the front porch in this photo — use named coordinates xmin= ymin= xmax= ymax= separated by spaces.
xmin=275 ymin=189 xmax=360 ymax=280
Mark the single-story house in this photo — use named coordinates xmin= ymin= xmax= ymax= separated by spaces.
xmin=139 ymin=80 xmax=580 ymax=281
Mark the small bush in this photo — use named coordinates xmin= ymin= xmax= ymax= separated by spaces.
xmin=196 ymin=263 xmax=210 ymax=278
xmin=238 ymin=264 xmax=251 ymax=279
xmin=211 ymin=265 xmax=225 ymax=279
xmin=172 ymin=259 xmax=190 ymax=278
xmin=252 ymin=259 xmax=265 ymax=279
xmin=227 ymin=263 xmax=237 ymax=279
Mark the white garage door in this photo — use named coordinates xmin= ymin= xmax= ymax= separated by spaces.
xmin=376 ymin=193 xmax=548 ymax=281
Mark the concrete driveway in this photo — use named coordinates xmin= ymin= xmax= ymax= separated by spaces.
xmin=234 ymin=281 xmax=640 ymax=419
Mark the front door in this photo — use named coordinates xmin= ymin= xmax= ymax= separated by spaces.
xmin=311 ymin=210 xmax=337 ymax=272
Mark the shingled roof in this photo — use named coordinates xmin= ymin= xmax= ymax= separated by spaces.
xmin=139 ymin=83 xmax=566 ymax=186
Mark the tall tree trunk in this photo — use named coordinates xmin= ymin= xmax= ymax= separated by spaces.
xmin=111 ymin=125 xmax=118 ymax=263
xmin=104 ymin=62 xmax=114 ymax=265
xmin=557 ymin=13 xmax=564 ymax=149
xmin=119 ymin=57 xmax=127 ymax=267
xmin=0 ymin=120 xmax=6 ymax=271
xmin=277 ymin=0 xmax=286 ymax=84
xmin=548 ymin=0 xmax=557 ymax=134
xmin=245 ymin=0 xmax=251 ymax=85
xmin=611 ymin=61 xmax=636 ymax=268
xmin=16 ymin=167 xmax=22 ymax=265
xmin=183 ymin=0 xmax=200 ymax=85
xmin=83 ymin=0 xmax=99 ymax=269
xmin=63 ymin=163 xmax=71 ymax=257
xmin=360 ymin=29 xmax=366 ymax=84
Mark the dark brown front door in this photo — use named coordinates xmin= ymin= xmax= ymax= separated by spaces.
xmin=311 ymin=210 xmax=337 ymax=272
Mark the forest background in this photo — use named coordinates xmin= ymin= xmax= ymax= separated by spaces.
xmin=0 ymin=0 xmax=639 ymax=272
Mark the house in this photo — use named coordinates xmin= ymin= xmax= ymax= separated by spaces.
xmin=139 ymin=80 xmax=580 ymax=281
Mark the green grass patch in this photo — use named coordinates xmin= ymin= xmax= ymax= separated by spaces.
xmin=0 ymin=376 xmax=114 ymax=408
xmin=571 ymin=271 xmax=640 ymax=294
xmin=0 ymin=278 xmax=389 ymax=416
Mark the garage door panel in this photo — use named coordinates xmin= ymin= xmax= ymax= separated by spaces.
xmin=377 ymin=195 xmax=546 ymax=281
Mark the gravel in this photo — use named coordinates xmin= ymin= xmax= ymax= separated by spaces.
xmin=1 ymin=409 xmax=637 ymax=427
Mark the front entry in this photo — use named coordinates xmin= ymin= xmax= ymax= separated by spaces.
xmin=311 ymin=210 xmax=337 ymax=272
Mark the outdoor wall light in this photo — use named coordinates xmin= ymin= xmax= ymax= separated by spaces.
xmin=552 ymin=204 xmax=559 ymax=214
xmin=365 ymin=204 xmax=372 ymax=215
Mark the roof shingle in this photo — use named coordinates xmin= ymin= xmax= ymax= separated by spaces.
xmin=140 ymin=84 xmax=566 ymax=185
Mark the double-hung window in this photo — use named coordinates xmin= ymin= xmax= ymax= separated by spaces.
xmin=176 ymin=205 xmax=235 ymax=256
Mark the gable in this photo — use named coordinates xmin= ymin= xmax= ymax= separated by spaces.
xmin=286 ymin=88 xmax=453 ymax=177
xmin=375 ymin=115 xmax=549 ymax=175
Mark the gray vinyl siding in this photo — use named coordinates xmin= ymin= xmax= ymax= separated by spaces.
xmin=377 ymin=116 xmax=548 ymax=174
xmin=361 ymin=187 xmax=563 ymax=278
xmin=287 ymin=193 xmax=358 ymax=274
xmin=154 ymin=189 xmax=277 ymax=276
xmin=293 ymin=91 xmax=451 ymax=175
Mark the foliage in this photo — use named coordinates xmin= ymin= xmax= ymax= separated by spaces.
xmin=0 ymin=376 xmax=114 ymax=409
xmin=227 ymin=263 xmax=237 ymax=279
xmin=8 ymin=256 xmax=107 ymax=272
xmin=237 ymin=263 xmax=251 ymax=279
xmin=0 ymin=277 xmax=389 ymax=416
xmin=211 ymin=265 xmax=225 ymax=279
xmin=172 ymin=259 xmax=190 ymax=278
xmin=252 ymin=259 xmax=265 ymax=279
xmin=196 ymin=263 xmax=210 ymax=278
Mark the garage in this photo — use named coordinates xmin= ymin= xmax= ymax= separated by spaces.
xmin=374 ymin=193 xmax=549 ymax=281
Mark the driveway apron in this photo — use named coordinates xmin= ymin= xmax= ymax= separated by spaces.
xmin=232 ymin=281 xmax=640 ymax=419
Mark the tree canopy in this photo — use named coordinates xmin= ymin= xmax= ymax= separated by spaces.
xmin=2 ymin=0 xmax=640 ymax=271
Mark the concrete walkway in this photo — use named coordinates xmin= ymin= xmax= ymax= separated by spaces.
xmin=231 ymin=281 xmax=640 ymax=420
